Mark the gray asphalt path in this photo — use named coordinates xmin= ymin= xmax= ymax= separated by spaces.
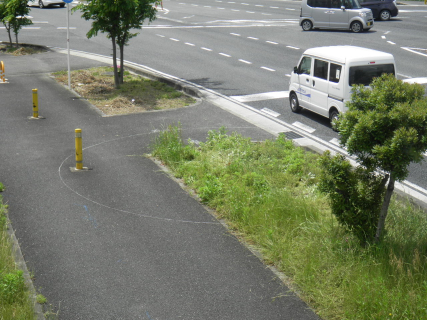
xmin=0 ymin=50 xmax=319 ymax=319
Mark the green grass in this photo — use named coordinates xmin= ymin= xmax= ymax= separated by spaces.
xmin=150 ymin=125 xmax=427 ymax=320
xmin=0 ymin=193 xmax=38 ymax=320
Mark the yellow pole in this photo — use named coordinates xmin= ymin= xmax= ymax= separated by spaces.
xmin=0 ymin=61 xmax=4 ymax=82
xmin=32 ymin=89 xmax=39 ymax=118
xmin=75 ymin=128 xmax=83 ymax=170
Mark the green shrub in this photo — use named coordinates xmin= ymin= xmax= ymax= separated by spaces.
xmin=318 ymin=151 xmax=386 ymax=245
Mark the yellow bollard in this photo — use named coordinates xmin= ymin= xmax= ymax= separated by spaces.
xmin=75 ymin=129 xmax=83 ymax=170
xmin=0 ymin=61 xmax=5 ymax=83
xmin=32 ymin=89 xmax=39 ymax=118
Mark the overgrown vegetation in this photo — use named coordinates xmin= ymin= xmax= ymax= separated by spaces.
xmin=0 ymin=193 xmax=37 ymax=319
xmin=151 ymin=125 xmax=427 ymax=320
xmin=53 ymin=66 xmax=195 ymax=115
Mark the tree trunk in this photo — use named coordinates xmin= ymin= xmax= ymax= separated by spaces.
xmin=111 ymin=36 xmax=119 ymax=89
xmin=119 ymin=43 xmax=124 ymax=84
xmin=374 ymin=172 xmax=395 ymax=243
xmin=6 ymin=24 xmax=13 ymax=46
xmin=15 ymin=30 xmax=18 ymax=47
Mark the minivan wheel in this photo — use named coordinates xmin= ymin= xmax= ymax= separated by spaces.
xmin=379 ymin=10 xmax=391 ymax=21
xmin=330 ymin=110 xmax=339 ymax=130
xmin=289 ymin=93 xmax=302 ymax=113
xmin=302 ymin=20 xmax=313 ymax=31
xmin=350 ymin=21 xmax=363 ymax=33
xmin=39 ymin=0 xmax=45 ymax=8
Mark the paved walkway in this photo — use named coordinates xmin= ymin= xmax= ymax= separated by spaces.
xmin=0 ymin=50 xmax=319 ymax=319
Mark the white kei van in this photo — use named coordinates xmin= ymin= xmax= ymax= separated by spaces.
xmin=288 ymin=46 xmax=396 ymax=123
xmin=300 ymin=0 xmax=374 ymax=33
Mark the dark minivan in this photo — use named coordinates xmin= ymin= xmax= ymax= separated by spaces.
xmin=359 ymin=0 xmax=398 ymax=20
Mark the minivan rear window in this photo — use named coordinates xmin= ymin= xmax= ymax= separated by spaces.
xmin=349 ymin=64 xmax=395 ymax=86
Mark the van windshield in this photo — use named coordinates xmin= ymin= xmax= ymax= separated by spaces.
xmin=349 ymin=64 xmax=395 ymax=86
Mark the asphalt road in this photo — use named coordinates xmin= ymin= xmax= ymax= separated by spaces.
xmin=11 ymin=0 xmax=427 ymax=191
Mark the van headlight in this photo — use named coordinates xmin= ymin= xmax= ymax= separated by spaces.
xmin=359 ymin=12 xmax=367 ymax=17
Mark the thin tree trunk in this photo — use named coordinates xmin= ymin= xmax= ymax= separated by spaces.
xmin=374 ymin=173 xmax=395 ymax=243
xmin=119 ymin=43 xmax=124 ymax=84
xmin=111 ymin=36 xmax=119 ymax=89
xmin=6 ymin=24 xmax=13 ymax=46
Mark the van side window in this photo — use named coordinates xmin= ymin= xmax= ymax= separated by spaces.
xmin=299 ymin=56 xmax=312 ymax=75
xmin=314 ymin=59 xmax=328 ymax=80
xmin=329 ymin=63 xmax=342 ymax=83
xmin=307 ymin=0 xmax=330 ymax=8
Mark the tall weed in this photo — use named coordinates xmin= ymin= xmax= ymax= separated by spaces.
xmin=151 ymin=126 xmax=427 ymax=320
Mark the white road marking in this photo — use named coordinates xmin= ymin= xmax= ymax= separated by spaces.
xmin=381 ymin=35 xmax=386 ymax=39
xmin=230 ymin=91 xmax=288 ymax=102
xmin=266 ymin=41 xmax=278 ymax=44
xmin=23 ymin=27 xmax=41 ymax=29
xmin=292 ymin=121 xmax=316 ymax=133
xmin=156 ymin=34 xmax=165 ymax=37
xmin=232 ymin=9 xmax=240 ymax=11
xmin=247 ymin=11 xmax=255 ymax=13
xmin=248 ymin=37 xmax=259 ymax=40
xmin=230 ymin=33 xmax=241 ymax=36
xmin=32 ymin=21 xmax=49 ymax=23
xmin=201 ymin=47 xmax=213 ymax=51
xmin=387 ymin=41 xmax=396 ymax=45
xmin=402 ymin=77 xmax=427 ymax=84
xmin=286 ymin=45 xmax=300 ymax=50
xmin=261 ymin=67 xmax=276 ymax=72
xmin=170 ymin=38 xmax=180 ymax=41
xmin=286 ymin=8 xmax=296 ymax=10
xmin=239 ymin=59 xmax=252 ymax=64
xmin=185 ymin=42 xmax=195 ymax=46
xmin=219 ymin=53 xmax=232 ymax=57
xmin=402 ymin=47 xmax=427 ymax=58
xmin=261 ymin=108 xmax=280 ymax=117
xmin=270 ymin=6 xmax=279 ymax=8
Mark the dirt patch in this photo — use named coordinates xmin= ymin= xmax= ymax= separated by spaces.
xmin=0 ymin=43 xmax=50 ymax=55
xmin=52 ymin=67 xmax=197 ymax=116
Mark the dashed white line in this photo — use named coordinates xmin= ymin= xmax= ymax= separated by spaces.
xmin=381 ymin=35 xmax=386 ymax=39
xmin=156 ymin=34 xmax=165 ymax=37
xmin=270 ymin=6 xmax=279 ymax=8
xmin=285 ymin=8 xmax=296 ymax=10
xmin=23 ymin=27 xmax=41 ymax=29
xmin=170 ymin=38 xmax=180 ymax=41
xmin=286 ymin=45 xmax=300 ymax=50
xmin=239 ymin=59 xmax=252 ymax=64
xmin=230 ymin=91 xmax=288 ymax=102
xmin=232 ymin=9 xmax=240 ymax=11
xmin=230 ymin=33 xmax=241 ymax=36
xmin=387 ymin=41 xmax=396 ymax=45
xmin=246 ymin=11 xmax=255 ymax=13
xmin=247 ymin=36 xmax=259 ymax=40
xmin=266 ymin=40 xmax=278 ymax=44
xmin=261 ymin=108 xmax=281 ymax=117
xmin=201 ymin=47 xmax=213 ymax=51
xmin=185 ymin=42 xmax=195 ymax=46
xmin=261 ymin=67 xmax=276 ymax=72
xmin=255 ymin=4 xmax=264 ymax=7
xmin=219 ymin=53 xmax=232 ymax=57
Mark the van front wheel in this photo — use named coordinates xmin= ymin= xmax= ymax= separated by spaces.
xmin=290 ymin=93 xmax=302 ymax=113
xmin=350 ymin=21 xmax=363 ymax=33
xmin=330 ymin=110 xmax=339 ymax=130
xmin=302 ymin=20 xmax=313 ymax=31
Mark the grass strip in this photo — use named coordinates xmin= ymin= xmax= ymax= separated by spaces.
xmin=150 ymin=125 xmax=427 ymax=320
xmin=0 ymin=193 xmax=38 ymax=320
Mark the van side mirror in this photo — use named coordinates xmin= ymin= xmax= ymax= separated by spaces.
xmin=340 ymin=5 xmax=345 ymax=10
xmin=294 ymin=66 xmax=299 ymax=74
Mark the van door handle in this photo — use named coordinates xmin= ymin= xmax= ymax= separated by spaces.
xmin=312 ymin=80 xmax=316 ymax=86
xmin=306 ymin=78 xmax=309 ymax=83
